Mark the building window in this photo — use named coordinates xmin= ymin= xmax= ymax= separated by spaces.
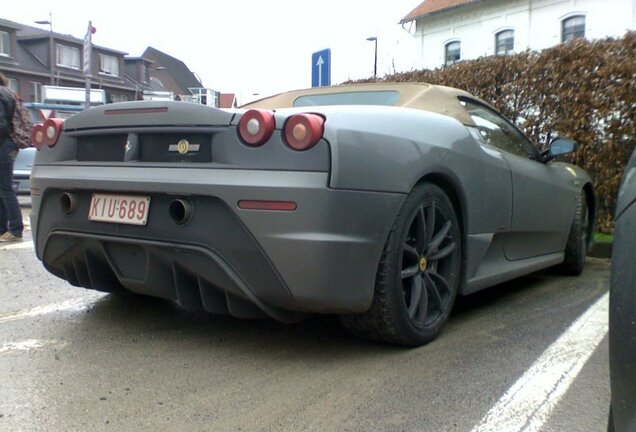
xmin=0 ymin=31 xmax=9 ymax=56
xmin=99 ymin=54 xmax=119 ymax=76
xmin=562 ymin=16 xmax=585 ymax=42
xmin=7 ymin=78 xmax=18 ymax=93
xmin=56 ymin=44 xmax=80 ymax=69
xmin=110 ymin=94 xmax=129 ymax=103
xmin=445 ymin=41 xmax=461 ymax=66
xmin=150 ymin=76 xmax=164 ymax=87
xmin=495 ymin=30 xmax=515 ymax=55
xmin=31 ymin=81 xmax=43 ymax=103
xmin=140 ymin=63 xmax=148 ymax=83
xmin=188 ymin=88 xmax=219 ymax=107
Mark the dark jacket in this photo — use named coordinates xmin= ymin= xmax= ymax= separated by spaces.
xmin=0 ymin=87 xmax=15 ymax=141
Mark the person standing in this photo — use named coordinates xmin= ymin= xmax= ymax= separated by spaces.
xmin=0 ymin=72 xmax=24 ymax=242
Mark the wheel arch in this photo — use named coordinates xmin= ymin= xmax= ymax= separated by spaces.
xmin=414 ymin=172 xmax=467 ymax=239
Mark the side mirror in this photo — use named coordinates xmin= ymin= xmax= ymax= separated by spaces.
xmin=549 ymin=137 xmax=577 ymax=157
xmin=543 ymin=137 xmax=577 ymax=162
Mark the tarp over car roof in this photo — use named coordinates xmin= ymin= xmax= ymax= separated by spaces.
xmin=241 ymin=82 xmax=484 ymax=126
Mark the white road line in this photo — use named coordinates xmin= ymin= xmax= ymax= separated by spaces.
xmin=0 ymin=297 xmax=102 ymax=324
xmin=0 ymin=339 xmax=65 ymax=354
xmin=471 ymin=292 xmax=609 ymax=432
xmin=0 ymin=241 xmax=34 ymax=251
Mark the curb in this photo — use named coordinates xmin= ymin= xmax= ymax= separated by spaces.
xmin=588 ymin=242 xmax=612 ymax=259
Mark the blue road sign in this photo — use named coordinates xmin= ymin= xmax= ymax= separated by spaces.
xmin=311 ymin=49 xmax=331 ymax=88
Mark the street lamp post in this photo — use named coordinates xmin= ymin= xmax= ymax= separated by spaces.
xmin=35 ymin=13 xmax=54 ymax=86
xmin=83 ymin=21 xmax=96 ymax=109
xmin=366 ymin=36 xmax=377 ymax=80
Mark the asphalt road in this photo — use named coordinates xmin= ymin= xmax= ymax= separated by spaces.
xmin=0 ymin=201 xmax=611 ymax=432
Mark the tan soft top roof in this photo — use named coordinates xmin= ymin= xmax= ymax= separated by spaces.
xmin=241 ymin=82 xmax=483 ymax=126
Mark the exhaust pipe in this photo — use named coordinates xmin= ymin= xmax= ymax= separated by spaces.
xmin=59 ymin=192 xmax=77 ymax=214
xmin=169 ymin=199 xmax=193 ymax=225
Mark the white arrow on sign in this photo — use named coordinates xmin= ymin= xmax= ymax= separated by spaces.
xmin=316 ymin=55 xmax=324 ymax=86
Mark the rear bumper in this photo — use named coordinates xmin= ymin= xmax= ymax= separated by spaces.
xmin=13 ymin=171 xmax=30 ymax=194
xmin=31 ymin=165 xmax=405 ymax=319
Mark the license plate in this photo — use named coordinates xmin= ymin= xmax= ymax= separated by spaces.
xmin=88 ymin=193 xmax=150 ymax=226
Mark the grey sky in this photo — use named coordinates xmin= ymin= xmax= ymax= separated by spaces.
xmin=5 ymin=0 xmax=420 ymax=103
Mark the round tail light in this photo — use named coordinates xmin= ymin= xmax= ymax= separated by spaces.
xmin=284 ymin=114 xmax=324 ymax=151
xmin=238 ymin=109 xmax=275 ymax=146
xmin=31 ymin=124 xmax=45 ymax=149
xmin=42 ymin=118 xmax=64 ymax=147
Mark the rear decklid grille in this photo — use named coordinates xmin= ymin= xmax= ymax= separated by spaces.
xmin=77 ymin=134 xmax=127 ymax=161
xmin=76 ymin=132 xmax=214 ymax=162
xmin=65 ymin=101 xmax=233 ymax=163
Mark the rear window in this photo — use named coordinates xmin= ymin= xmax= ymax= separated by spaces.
xmin=293 ymin=91 xmax=400 ymax=107
xmin=14 ymin=147 xmax=36 ymax=170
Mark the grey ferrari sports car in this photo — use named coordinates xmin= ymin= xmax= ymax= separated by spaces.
xmin=30 ymin=83 xmax=595 ymax=346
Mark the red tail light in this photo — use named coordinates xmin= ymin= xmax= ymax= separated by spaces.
xmin=238 ymin=109 xmax=275 ymax=146
xmin=42 ymin=118 xmax=64 ymax=147
xmin=31 ymin=124 xmax=45 ymax=149
xmin=284 ymin=114 xmax=324 ymax=151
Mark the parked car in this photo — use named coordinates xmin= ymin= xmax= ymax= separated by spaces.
xmin=608 ymin=148 xmax=636 ymax=432
xmin=29 ymin=83 xmax=595 ymax=346
xmin=13 ymin=102 xmax=84 ymax=195
xmin=13 ymin=146 xmax=36 ymax=194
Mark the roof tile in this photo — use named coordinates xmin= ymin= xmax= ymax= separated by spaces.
xmin=401 ymin=0 xmax=478 ymax=23
xmin=218 ymin=93 xmax=236 ymax=108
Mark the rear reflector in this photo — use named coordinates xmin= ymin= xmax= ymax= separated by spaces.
xmin=237 ymin=200 xmax=297 ymax=211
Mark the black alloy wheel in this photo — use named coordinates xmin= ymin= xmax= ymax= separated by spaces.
xmin=340 ymin=183 xmax=462 ymax=346
xmin=400 ymin=199 xmax=457 ymax=329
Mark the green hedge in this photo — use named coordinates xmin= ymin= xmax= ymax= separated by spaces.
xmin=350 ymin=32 xmax=636 ymax=232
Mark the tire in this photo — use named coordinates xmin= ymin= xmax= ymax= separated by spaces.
xmin=562 ymin=193 xmax=589 ymax=275
xmin=340 ymin=183 xmax=462 ymax=346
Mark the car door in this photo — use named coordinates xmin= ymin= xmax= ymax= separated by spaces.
xmin=460 ymin=98 xmax=576 ymax=260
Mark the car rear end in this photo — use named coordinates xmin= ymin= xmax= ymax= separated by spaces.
xmin=30 ymin=101 xmax=403 ymax=321
xmin=13 ymin=147 xmax=36 ymax=194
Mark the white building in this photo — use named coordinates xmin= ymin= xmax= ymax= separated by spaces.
xmin=400 ymin=0 xmax=636 ymax=70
